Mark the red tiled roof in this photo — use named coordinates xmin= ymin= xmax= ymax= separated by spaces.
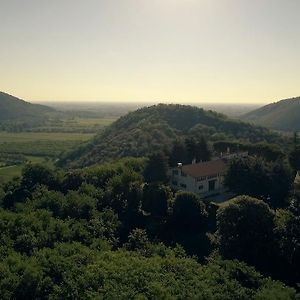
xmin=181 ymin=159 xmax=227 ymax=178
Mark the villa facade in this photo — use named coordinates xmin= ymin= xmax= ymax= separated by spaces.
xmin=169 ymin=159 xmax=228 ymax=197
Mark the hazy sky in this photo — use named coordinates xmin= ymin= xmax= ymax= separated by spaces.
xmin=1 ymin=0 xmax=300 ymax=103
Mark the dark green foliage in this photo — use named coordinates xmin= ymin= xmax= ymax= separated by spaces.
xmin=197 ymin=136 xmax=212 ymax=161
xmin=217 ymin=196 xmax=275 ymax=270
xmin=21 ymin=164 xmax=59 ymax=191
xmin=169 ymin=137 xmax=211 ymax=166
xmin=124 ymin=228 xmax=150 ymax=252
xmin=0 ymin=244 xmax=297 ymax=300
xmin=0 ymin=157 xmax=299 ymax=297
xmin=225 ymin=158 xmax=268 ymax=199
xmin=103 ymin=170 xmax=142 ymax=214
xmin=289 ymin=146 xmax=300 ymax=171
xmin=167 ymin=192 xmax=210 ymax=257
xmin=169 ymin=139 xmax=187 ymax=166
xmin=185 ymin=137 xmax=211 ymax=163
xmin=142 ymin=183 xmax=171 ymax=217
xmin=268 ymin=161 xmax=294 ymax=208
xmin=60 ymin=104 xmax=277 ymax=167
xmin=225 ymin=157 xmax=293 ymax=208
xmin=274 ymin=210 xmax=300 ymax=284
xmin=61 ymin=170 xmax=86 ymax=192
xmin=143 ymin=152 xmax=169 ymax=183
xmin=173 ymin=192 xmax=208 ymax=230
xmin=248 ymin=142 xmax=284 ymax=161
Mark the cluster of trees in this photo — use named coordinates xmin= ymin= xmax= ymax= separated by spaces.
xmin=217 ymin=195 xmax=300 ymax=287
xmin=0 ymin=153 xmax=26 ymax=167
xmin=225 ymin=156 xmax=293 ymax=208
xmin=213 ymin=141 xmax=285 ymax=161
xmin=169 ymin=137 xmax=211 ymax=166
xmin=289 ymin=132 xmax=300 ymax=171
xmin=0 ymin=155 xmax=299 ymax=298
xmin=1 ymin=242 xmax=296 ymax=299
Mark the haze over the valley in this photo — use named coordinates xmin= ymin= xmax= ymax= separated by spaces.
xmin=1 ymin=0 xmax=300 ymax=104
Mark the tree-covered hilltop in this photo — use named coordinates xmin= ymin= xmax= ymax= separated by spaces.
xmin=0 ymin=92 xmax=54 ymax=122
xmin=241 ymin=96 xmax=300 ymax=131
xmin=60 ymin=104 xmax=279 ymax=167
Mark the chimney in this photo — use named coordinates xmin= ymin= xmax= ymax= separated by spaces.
xmin=192 ymin=158 xmax=196 ymax=165
xmin=177 ymin=162 xmax=183 ymax=168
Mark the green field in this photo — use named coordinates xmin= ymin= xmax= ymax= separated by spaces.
xmin=68 ymin=117 xmax=115 ymax=126
xmin=0 ymin=132 xmax=95 ymax=183
xmin=0 ymin=132 xmax=94 ymax=157
xmin=0 ymin=131 xmax=94 ymax=142
xmin=0 ymin=115 xmax=117 ymax=183
xmin=0 ymin=156 xmax=48 ymax=182
xmin=33 ymin=116 xmax=116 ymax=133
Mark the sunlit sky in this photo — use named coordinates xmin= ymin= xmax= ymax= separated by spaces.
xmin=1 ymin=0 xmax=300 ymax=103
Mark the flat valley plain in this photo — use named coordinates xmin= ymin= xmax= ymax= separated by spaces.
xmin=0 ymin=116 xmax=117 ymax=182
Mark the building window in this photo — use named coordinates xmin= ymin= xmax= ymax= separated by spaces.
xmin=198 ymin=185 xmax=204 ymax=190
xmin=172 ymin=170 xmax=179 ymax=175
xmin=197 ymin=176 xmax=206 ymax=181
xmin=180 ymin=183 xmax=187 ymax=189
xmin=172 ymin=180 xmax=178 ymax=186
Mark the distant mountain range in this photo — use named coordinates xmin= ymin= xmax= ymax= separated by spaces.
xmin=0 ymin=92 xmax=54 ymax=122
xmin=241 ymin=96 xmax=300 ymax=131
xmin=60 ymin=104 xmax=277 ymax=167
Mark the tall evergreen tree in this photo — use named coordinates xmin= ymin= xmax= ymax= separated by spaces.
xmin=143 ymin=152 xmax=169 ymax=183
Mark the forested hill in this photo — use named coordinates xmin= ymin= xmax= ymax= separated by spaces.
xmin=60 ymin=104 xmax=278 ymax=167
xmin=241 ymin=96 xmax=300 ymax=131
xmin=0 ymin=92 xmax=54 ymax=122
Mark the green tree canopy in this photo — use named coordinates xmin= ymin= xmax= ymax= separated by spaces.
xmin=217 ymin=196 xmax=275 ymax=269
xmin=173 ymin=192 xmax=208 ymax=230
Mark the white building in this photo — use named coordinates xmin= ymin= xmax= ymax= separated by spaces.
xmin=169 ymin=159 xmax=228 ymax=197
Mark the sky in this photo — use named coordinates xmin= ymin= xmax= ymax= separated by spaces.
xmin=1 ymin=0 xmax=300 ymax=103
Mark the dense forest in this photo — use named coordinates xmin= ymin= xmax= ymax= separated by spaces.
xmin=0 ymin=155 xmax=299 ymax=299
xmin=60 ymin=104 xmax=280 ymax=167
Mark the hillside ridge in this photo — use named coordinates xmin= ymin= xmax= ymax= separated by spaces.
xmin=241 ymin=96 xmax=300 ymax=131
xmin=60 ymin=103 xmax=278 ymax=167
xmin=0 ymin=91 xmax=54 ymax=122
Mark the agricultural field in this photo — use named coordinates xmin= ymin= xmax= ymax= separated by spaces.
xmin=0 ymin=131 xmax=95 ymax=183
xmin=0 ymin=113 xmax=117 ymax=182
xmin=0 ymin=156 xmax=47 ymax=182
xmin=0 ymin=132 xmax=94 ymax=156
xmin=32 ymin=116 xmax=116 ymax=133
